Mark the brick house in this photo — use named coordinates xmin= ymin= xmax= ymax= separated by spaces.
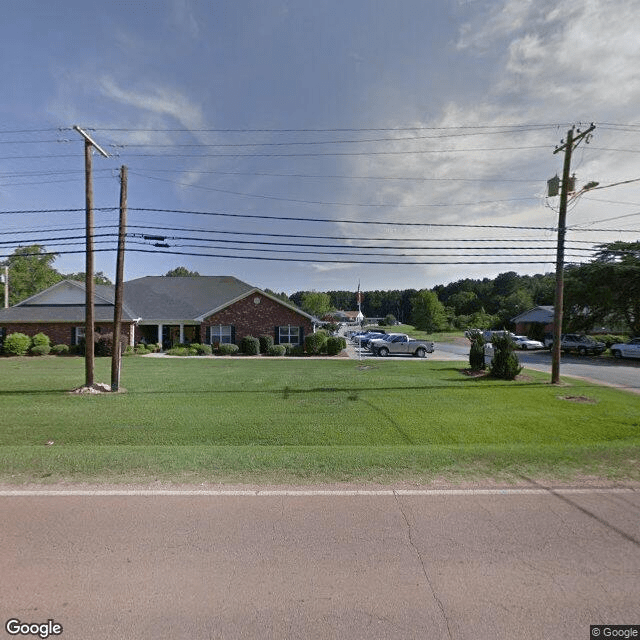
xmin=512 ymin=306 xmax=554 ymax=336
xmin=0 ymin=276 xmax=316 ymax=350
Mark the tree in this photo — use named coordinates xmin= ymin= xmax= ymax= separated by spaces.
xmin=3 ymin=245 xmax=62 ymax=305
xmin=65 ymin=271 xmax=113 ymax=285
xmin=565 ymin=242 xmax=640 ymax=334
xmin=164 ymin=267 xmax=201 ymax=277
xmin=410 ymin=290 xmax=447 ymax=332
xmin=300 ymin=291 xmax=333 ymax=318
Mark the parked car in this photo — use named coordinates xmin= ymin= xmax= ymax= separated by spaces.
xmin=512 ymin=335 xmax=544 ymax=350
xmin=546 ymin=334 xmax=606 ymax=355
xmin=358 ymin=332 xmax=388 ymax=349
xmin=610 ymin=338 xmax=640 ymax=359
xmin=483 ymin=330 xmax=516 ymax=342
xmin=369 ymin=334 xmax=435 ymax=358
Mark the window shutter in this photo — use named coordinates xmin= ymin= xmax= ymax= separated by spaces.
xmin=299 ymin=326 xmax=305 ymax=346
xmin=205 ymin=326 xmax=211 ymax=344
xmin=274 ymin=326 xmax=279 ymax=345
xmin=231 ymin=326 xmax=236 ymax=344
xmin=71 ymin=327 xmax=76 ymax=346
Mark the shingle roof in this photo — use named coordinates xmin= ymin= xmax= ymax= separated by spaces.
xmin=123 ymin=276 xmax=256 ymax=320
xmin=0 ymin=276 xmax=314 ymax=324
xmin=512 ymin=306 xmax=554 ymax=323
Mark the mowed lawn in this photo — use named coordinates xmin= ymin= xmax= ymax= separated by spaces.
xmin=1 ymin=356 xmax=639 ymax=484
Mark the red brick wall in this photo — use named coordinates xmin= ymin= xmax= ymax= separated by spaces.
xmin=201 ymin=294 xmax=313 ymax=344
xmin=0 ymin=323 xmax=134 ymax=346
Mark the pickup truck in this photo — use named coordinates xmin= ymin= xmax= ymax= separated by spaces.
xmin=368 ymin=333 xmax=435 ymax=358
xmin=545 ymin=333 xmax=607 ymax=355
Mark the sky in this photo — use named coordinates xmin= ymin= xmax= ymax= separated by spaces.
xmin=1 ymin=0 xmax=640 ymax=297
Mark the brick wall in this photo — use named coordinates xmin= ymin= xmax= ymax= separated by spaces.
xmin=201 ymin=293 xmax=313 ymax=344
xmin=0 ymin=322 xmax=134 ymax=346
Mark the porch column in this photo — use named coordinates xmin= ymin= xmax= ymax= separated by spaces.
xmin=179 ymin=324 xmax=185 ymax=344
xmin=157 ymin=324 xmax=163 ymax=347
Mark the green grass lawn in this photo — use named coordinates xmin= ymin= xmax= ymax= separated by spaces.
xmin=0 ymin=356 xmax=638 ymax=484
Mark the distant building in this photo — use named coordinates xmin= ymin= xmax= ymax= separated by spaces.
xmin=512 ymin=306 xmax=554 ymax=335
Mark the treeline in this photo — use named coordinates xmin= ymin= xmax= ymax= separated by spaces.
xmin=289 ymin=241 xmax=640 ymax=335
xmin=290 ymin=271 xmax=557 ymax=330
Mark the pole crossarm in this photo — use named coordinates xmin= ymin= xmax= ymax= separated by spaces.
xmin=73 ymin=126 xmax=110 ymax=158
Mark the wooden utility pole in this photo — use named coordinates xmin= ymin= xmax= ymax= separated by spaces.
xmin=74 ymin=126 xmax=109 ymax=389
xmin=551 ymin=124 xmax=595 ymax=384
xmin=2 ymin=266 xmax=8 ymax=308
xmin=111 ymin=166 xmax=128 ymax=392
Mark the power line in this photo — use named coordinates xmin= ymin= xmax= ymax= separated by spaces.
xmin=128 ymin=170 xmax=538 ymax=208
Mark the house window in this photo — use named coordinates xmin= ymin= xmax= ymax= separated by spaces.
xmin=75 ymin=326 xmax=85 ymax=344
xmin=279 ymin=325 xmax=300 ymax=345
xmin=210 ymin=325 xmax=233 ymax=344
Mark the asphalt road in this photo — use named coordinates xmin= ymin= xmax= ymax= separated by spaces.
xmin=1 ymin=487 xmax=639 ymax=640
xmin=431 ymin=342 xmax=640 ymax=394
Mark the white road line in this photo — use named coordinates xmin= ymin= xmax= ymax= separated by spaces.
xmin=0 ymin=488 xmax=635 ymax=497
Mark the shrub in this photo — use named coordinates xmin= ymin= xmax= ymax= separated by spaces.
xmin=30 ymin=344 xmax=51 ymax=356
xmin=135 ymin=345 xmax=151 ymax=355
xmin=305 ymin=331 xmax=328 ymax=355
xmin=218 ymin=343 xmax=239 ymax=355
xmin=31 ymin=332 xmax=51 ymax=348
xmin=489 ymin=334 xmax=522 ymax=380
xmin=123 ymin=345 xmax=134 ymax=356
xmin=601 ymin=334 xmax=627 ymax=349
xmin=326 ymin=336 xmax=347 ymax=356
xmin=240 ymin=336 xmax=260 ymax=355
xmin=191 ymin=343 xmax=212 ymax=356
xmin=468 ymin=333 xmax=486 ymax=371
xmin=383 ymin=314 xmax=397 ymax=326
xmin=259 ymin=335 xmax=274 ymax=354
xmin=95 ymin=333 xmax=128 ymax=357
xmin=266 ymin=345 xmax=287 ymax=357
xmin=51 ymin=344 xmax=70 ymax=355
xmin=165 ymin=346 xmax=188 ymax=356
xmin=3 ymin=333 xmax=31 ymax=356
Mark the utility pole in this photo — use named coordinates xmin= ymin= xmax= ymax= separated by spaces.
xmin=74 ymin=126 xmax=109 ymax=389
xmin=2 ymin=266 xmax=8 ymax=308
xmin=111 ymin=166 xmax=127 ymax=392
xmin=550 ymin=124 xmax=595 ymax=384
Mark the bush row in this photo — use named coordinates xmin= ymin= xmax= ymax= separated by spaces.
xmin=1 ymin=330 xmax=349 ymax=358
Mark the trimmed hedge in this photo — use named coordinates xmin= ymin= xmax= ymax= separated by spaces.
xmin=266 ymin=345 xmax=287 ymax=357
xmin=326 ymin=336 xmax=347 ymax=356
xmin=218 ymin=343 xmax=240 ymax=355
xmin=259 ymin=335 xmax=274 ymax=353
xmin=3 ymin=333 xmax=31 ymax=356
xmin=240 ymin=336 xmax=260 ymax=355
xmin=31 ymin=332 xmax=51 ymax=348
xmin=51 ymin=344 xmax=70 ymax=355
xmin=305 ymin=331 xmax=328 ymax=355
xmin=30 ymin=344 xmax=51 ymax=356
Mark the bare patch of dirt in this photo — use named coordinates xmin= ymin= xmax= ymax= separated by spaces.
xmin=557 ymin=395 xmax=598 ymax=404
xmin=69 ymin=383 xmax=126 ymax=395
xmin=461 ymin=369 xmax=487 ymax=378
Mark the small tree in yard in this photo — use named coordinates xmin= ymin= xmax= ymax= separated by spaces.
xmin=489 ymin=334 xmax=522 ymax=380
xmin=468 ymin=331 xmax=486 ymax=370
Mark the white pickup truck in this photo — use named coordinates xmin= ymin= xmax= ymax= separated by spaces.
xmin=368 ymin=333 xmax=435 ymax=358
